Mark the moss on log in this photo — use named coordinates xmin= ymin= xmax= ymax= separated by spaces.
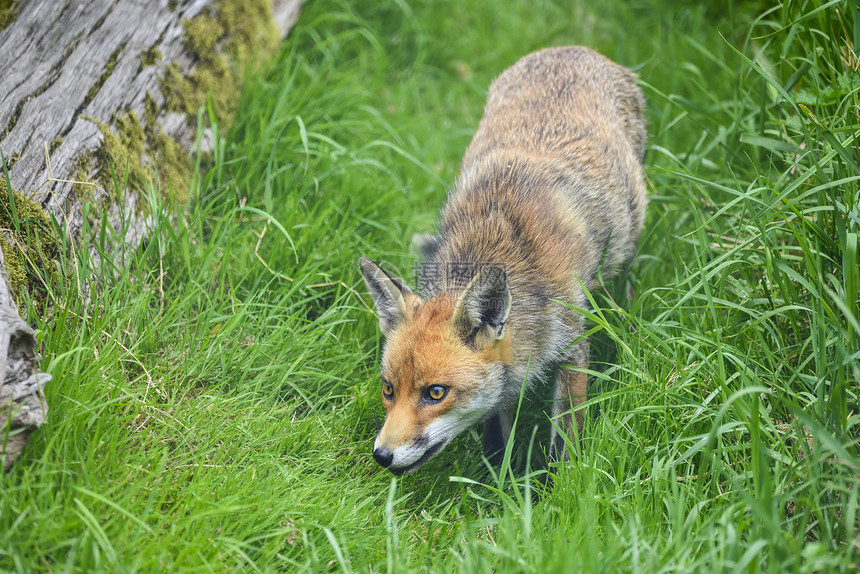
xmin=0 ymin=0 xmax=301 ymax=469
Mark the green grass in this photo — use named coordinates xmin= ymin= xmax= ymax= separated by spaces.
xmin=2 ymin=0 xmax=859 ymax=571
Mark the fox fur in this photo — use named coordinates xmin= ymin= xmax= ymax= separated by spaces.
xmin=360 ymin=46 xmax=647 ymax=475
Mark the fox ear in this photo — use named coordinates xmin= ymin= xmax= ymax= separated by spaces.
xmin=452 ymin=266 xmax=511 ymax=344
xmin=359 ymin=257 xmax=416 ymax=337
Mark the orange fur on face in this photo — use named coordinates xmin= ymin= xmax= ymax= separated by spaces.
xmin=377 ymin=295 xmax=509 ymax=448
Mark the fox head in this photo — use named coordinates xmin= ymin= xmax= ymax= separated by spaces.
xmin=358 ymin=257 xmax=512 ymax=475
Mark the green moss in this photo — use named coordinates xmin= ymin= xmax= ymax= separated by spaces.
xmin=163 ymin=0 xmax=279 ymax=126
xmin=138 ymin=47 xmax=162 ymax=72
xmin=0 ymin=235 xmax=27 ymax=297
xmin=49 ymin=136 xmax=63 ymax=156
xmin=0 ymin=0 xmax=18 ymax=31
xmin=160 ymin=61 xmax=200 ymax=116
xmin=0 ymin=177 xmax=62 ymax=312
xmin=183 ymin=14 xmax=223 ymax=55
xmin=86 ymin=106 xmax=191 ymax=202
xmin=92 ymin=111 xmax=146 ymax=186
xmin=144 ymin=92 xmax=159 ymax=122
xmin=71 ymin=151 xmax=95 ymax=202
xmin=217 ymin=0 xmax=279 ymax=61
xmin=78 ymin=0 xmax=279 ymax=205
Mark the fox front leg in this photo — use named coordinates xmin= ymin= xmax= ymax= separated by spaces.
xmin=483 ymin=407 xmax=515 ymax=466
xmin=550 ymin=341 xmax=589 ymax=463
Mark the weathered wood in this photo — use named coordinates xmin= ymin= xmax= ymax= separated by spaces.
xmin=0 ymin=0 xmax=301 ymax=469
xmin=1 ymin=0 xmax=300 ymax=227
xmin=0 ymin=247 xmax=50 ymax=471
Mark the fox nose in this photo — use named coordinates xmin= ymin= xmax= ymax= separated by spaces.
xmin=373 ymin=448 xmax=394 ymax=468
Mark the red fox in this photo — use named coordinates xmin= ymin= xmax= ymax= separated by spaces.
xmin=359 ymin=46 xmax=647 ymax=475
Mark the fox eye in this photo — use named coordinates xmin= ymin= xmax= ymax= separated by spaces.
xmin=424 ymin=385 xmax=449 ymax=402
xmin=382 ymin=381 xmax=394 ymax=399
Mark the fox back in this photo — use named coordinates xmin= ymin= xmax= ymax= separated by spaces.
xmin=360 ymin=46 xmax=647 ymax=475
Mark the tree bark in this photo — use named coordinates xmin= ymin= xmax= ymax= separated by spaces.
xmin=0 ymin=0 xmax=301 ymax=469
xmin=0 ymin=247 xmax=50 ymax=471
xmin=1 ymin=0 xmax=300 ymax=228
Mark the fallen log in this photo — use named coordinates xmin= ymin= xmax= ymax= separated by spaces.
xmin=0 ymin=0 xmax=301 ymax=469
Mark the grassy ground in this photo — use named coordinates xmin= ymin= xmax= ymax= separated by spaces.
xmin=2 ymin=0 xmax=859 ymax=571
